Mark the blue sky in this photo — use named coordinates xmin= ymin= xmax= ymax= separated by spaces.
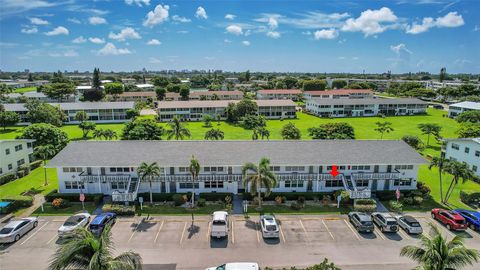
xmin=0 ymin=0 xmax=479 ymax=73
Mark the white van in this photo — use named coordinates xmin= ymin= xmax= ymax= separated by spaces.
xmin=211 ymin=211 xmax=229 ymax=239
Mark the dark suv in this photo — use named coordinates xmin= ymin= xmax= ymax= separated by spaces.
xmin=89 ymin=212 xmax=117 ymax=236
xmin=348 ymin=212 xmax=374 ymax=233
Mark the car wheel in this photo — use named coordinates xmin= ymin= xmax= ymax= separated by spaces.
xmin=14 ymin=235 xmax=20 ymax=242
xmin=381 ymin=226 xmax=384 ymax=232
xmin=431 ymin=213 xmax=436 ymax=219
xmin=447 ymin=224 xmax=451 ymax=230
xmin=33 ymin=221 xmax=38 ymax=227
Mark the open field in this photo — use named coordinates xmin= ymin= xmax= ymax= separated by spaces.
xmin=0 ymin=165 xmax=58 ymax=200
xmin=13 ymin=87 xmax=37 ymax=93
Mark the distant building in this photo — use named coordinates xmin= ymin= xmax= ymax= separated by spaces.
xmin=0 ymin=139 xmax=35 ymax=176
xmin=303 ymin=89 xmax=374 ymax=100
xmin=165 ymin=92 xmax=180 ymax=101
xmin=6 ymin=92 xmax=75 ymax=103
xmin=443 ymin=138 xmax=480 ymax=177
xmin=0 ymin=80 xmax=49 ymax=89
xmin=107 ymin=91 xmax=156 ymax=102
xmin=306 ymin=98 xmax=427 ymax=117
xmin=157 ymin=100 xmax=296 ymax=121
xmin=448 ymin=101 xmax=480 ymax=117
xmin=257 ymin=89 xmax=303 ymax=101
xmin=121 ymin=78 xmax=136 ymax=85
xmin=189 ymin=90 xmax=243 ymax=100
xmin=135 ymin=84 xmax=154 ymax=91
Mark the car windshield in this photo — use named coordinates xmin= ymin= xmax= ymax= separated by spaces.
xmin=409 ymin=222 xmax=421 ymax=227
xmin=362 ymin=221 xmax=373 ymax=226
xmin=64 ymin=216 xmax=82 ymax=226
xmin=212 ymin=220 xmax=226 ymax=226
xmin=215 ymin=264 xmax=226 ymax=270
xmin=89 ymin=224 xmax=99 ymax=230
xmin=386 ymin=221 xmax=397 ymax=225
xmin=265 ymin=225 xmax=277 ymax=231
xmin=455 ymin=219 xmax=466 ymax=224
xmin=0 ymin=228 xmax=13 ymax=234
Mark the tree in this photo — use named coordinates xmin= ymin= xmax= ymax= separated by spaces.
xmin=166 ymin=83 xmax=181 ymax=93
xmin=402 ymin=135 xmax=424 ymax=150
xmin=103 ymin=129 xmax=117 ymax=140
xmin=122 ymin=119 xmax=164 ymax=140
xmin=439 ymin=67 xmax=447 ymax=82
xmin=303 ymin=79 xmax=327 ymax=91
xmin=74 ymin=111 xmax=89 ymax=123
xmin=0 ymin=111 xmax=19 ymax=130
xmin=188 ymin=156 xmax=200 ymax=208
xmin=18 ymin=123 xmax=68 ymax=154
xmin=79 ymin=121 xmax=96 ymax=139
xmin=92 ymin=68 xmax=101 ymax=89
xmin=104 ymin=82 xmax=124 ymax=101
xmin=179 ymin=84 xmax=190 ymax=100
xmin=152 ymin=76 xmax=169 ymax=88
xmin=374 ymin=121 xmax=394 ymax=139
xmin=429 ymin=156 xmax=447 ymax=203
xmin=308 ymin=123 xmax=355 ymax=139
xmin=83 ymin=88 xmax=105 ymax=101
xmin=400 ymin=224 xmax=479 ymax=270
xmin=256 ymin=127 xmax=270 ymax=140
xmin=241 ymin=115 xmax=266 ymax=130
xmin=242 ymin=157 xmax=277 ymax=209
xmin=443 ymin=159 xmax=475 ymax=204
xmin=126 ymin=109 xmax=139 ymax=120
xmin=283 ymin=76 xmax=298 ymax=89
xmin=204 ymin=128 xmax=224 ymax=140
xmin=137 ymin=162 xmax=161 ymax=205
xmin=226 ymin=102 xmax=237 ymax=123
xmin=166 ymin=116 xmax=191 ymax=140
xmin=202 ymin=114 xmax=213 ymax=127
xmin=331 ymin=80 xmax=347 ymax=89
xmin=281 ymin=122 xmax=301 ymax=140
xmin=235 ymin=99 xmax=258 ymax=119
xmin=34 ymin=145 xmax=55 ymax=186
xmin=456 ymin=111 xmax=480 ymax=123
xmin=155 ymin=87 xmax=166 ymax=101
xmin=42 ymin=83 xmax=75 ymax=102
xmin=456 ymin=123 xmax=480 ymax=138
xmin=418 ymin=123 xmax=442 ymax=146
xmin=25 ymin=100 xmax=66 ymax=127
xmin=27 ymin=73 xmax=33 ymax=82
xmin=49 ymin=226 xmax=142 ymax=270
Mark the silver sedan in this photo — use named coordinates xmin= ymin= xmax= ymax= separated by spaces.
xmin=0 ymin=217 xmax=38 ymax=243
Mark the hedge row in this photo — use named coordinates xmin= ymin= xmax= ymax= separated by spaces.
xmin=460 ymin=191 xmax=480 ymax=205
xmin=45 ymin=190 xmax=103 ymax=205
xmin=242 ymin=192 xmax=335 ymax=201
xmin=199 ymin=192 xmax=233 ymax=202
xmin=0 ymin=160 xmax=44 ymax=186
xmin=136 ymin=192 xmax=191 ymax=202
xmin=0 ymin=173 xmax=16 ymax=186
xmin=102 ymin=204 xmax=135 ymax=216
xmin=1 ymin=195 xmax=34 ymax=214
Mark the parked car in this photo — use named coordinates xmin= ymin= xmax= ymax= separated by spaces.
xmin=211 ymin=211 xmax=229 ymax=239
xmin=395 ymin=215 xmax=423 ymax=234
xmin=88 ymin=212 xmax=116 ymax=236
xmin=58 ymin=213 xmax=91 ymax=237
xmin=348 ymin=212 xmax=374 ymax=233
xmin=259 ymin=215 xmax=279 ymax=238
xmin=0 ymin=217 xmax=38 ymax=243
xmin=206 ymin=262 xmax=259 ymax=270
xmin=431 ymin=208 xmax=468 ymax=231
xmin=371 ymin=212 xmax=399 ymax=233
xmin=452 ymin=209 xmax=480 ymax=231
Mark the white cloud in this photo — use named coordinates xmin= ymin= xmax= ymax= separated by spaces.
xmin=242 ymin=40 xmax=251 ymax=46
xmin=143 ymin=4 xmax=169 ymax=27
xmin=255 ymin=12 xmax=349 ymax=30
xmin=149 ymin=57 xmax=162 ymax=64
xmin=125 ymin=0 xmax=150 ymax=7
xmin=406 ymin=11 xmax=464 ymax=34
xmin=172 ymin=15 xmax=191 ymax=23
xmin=474 ymin=25 xmax=480 ymax=32
xmin=29 ymin=17 xmax=49 ymax=25
xmin=88 ymin=16 xmax=107 ymax=25
xmin=226 ymin=24 xmax=243 ymax=35
xmin=341 ymin=7 xmax=397 ymax=36
xmin=109 ymin=27 xmax=141 ymax=41
xmin=45 ymin=26 xmax=69 ymax=36
xmin=225 ymin=14 xmax=236 ymax=20
xmin=72 ymin=36 xmax=87 ymax=43
xmin=195 ymin=6 xmax=208 ymax=19
xmin=97 ymin=43 xmax=132 ymax=55
xmin=390 ymin=43 xmax=412 ymax=54
xmin=268 ymin=17 xmax=278 ymax=29
xmin=314 ymin=28 xmax=339 ymax=40
xmin=89 ymin=37 xmax=105 ymax=44
xmin=68 ymin=18 xmax=81 ymax=24
xmin=266 ymin=31 xmax=281 ymax=39
xmin=224 ymin=39 xmax=232 ymax=43
xmin=21 ymin=26 xmax=38 ymax=34
xmin=147 ymin=39 xmax=161 ymax=45
xmin=53 ymin=50 xmax=78 ymax=57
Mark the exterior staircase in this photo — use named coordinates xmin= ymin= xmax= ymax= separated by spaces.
xmin=112 ymin=177 xmax=140 ymax=202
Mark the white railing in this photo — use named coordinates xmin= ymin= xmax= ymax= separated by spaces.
xmin=112 ymin=191 xmax=137 ymax=202
xmin=351 ymin=172 xmax=399 ymax=180
xmin=80 ymin=173 xmax=130 ymax=183
xmin=349 ymin=189 xmax=371 ymax=199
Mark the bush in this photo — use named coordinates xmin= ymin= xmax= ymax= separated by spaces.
xmin=102 ymin=204 xmax=135 ymax=216
xmin=389 ymin=200 xmax=403 ymax=213
xmin=402 ymin=197 xmax=414 ymax=205
xmin=199 ymin=192 xmax=234 ymax=202
xmin=297 ymin=196 xmax=306 ymax=204
xmin=0 ymin=172 xmax=16 ymax=185
xmin=275 ymin=196 xmax=285 ymax=205
xmin=29 ymin=160 xmax=43 ymax=170
xmin=460 ymin=191 xmax=480 ymax=205
xmin=353 ymin=204 xmax=376 ymax=213
xmin=417 ymin=182 xmax=431 ymax=197
xmin=355 ymin=198 xmax=376 ymax=205
xmin=2 ymin=195 xmax=33 ymax=213
xmin=413 ymin=196 xmax=423 ymax=205
xmin=172 ymin=194 xmax=186 ymax=206
xmin=242 ymin=192 xmax=335 ymax=201
xmin=45 ymin=191 xmax=103 ymax=205
xmin=197 ymin=198 xmax=206 ymax=207
xmin=290 ymin=202 xmax=302 ymax=210
xmin=52 ymin=198 xmax=70 ymax=209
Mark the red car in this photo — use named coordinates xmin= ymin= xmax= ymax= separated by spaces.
xmin=431 ymin=208 xmax=468 ymax=231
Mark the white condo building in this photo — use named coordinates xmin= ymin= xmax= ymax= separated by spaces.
xmin=0 ymin=140 xmax=35 ymax=176
xmin=443 ymin=138 xmax=480 ymax=177
xmin=448 ymin=101 xmax=480 ymax=117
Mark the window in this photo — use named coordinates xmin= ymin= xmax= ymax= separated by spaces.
xmin=270 ymin=166 xmax=280 ymax=172
xmin=284 ymin=180 xmax=304 ymax=188
xmin=475 ymin=151 xmax=480 ymax=157
xmin=465 ymin=147 xmax=470 ymax=154
xmin=17 ymin=159 xmax=25 ymax=166
xmin=203 ymin=167 xmax=224 ymax=173
xmin=352 ymin=165 xmax=371 ymax=170
xmin=27 ymin=142 xmax=32 ymax=148
xmin=179 ymin=183 xmax=199 ymax=189
xmin=179 ymin=167 xmax=189 ymax=173
xmin=394 ymin=165 xmax=411 ymax=170
xmin=109 ymin=167 xmax=129 ymax=173
xmin=65 ymin=181 xmax=85 ymax=190
xmin=63 ymin=167 xmax=82 ymax=173
xmin=5 ymin=148 xmax=10 ymax=155
xmin=394 ymin=178 xmax=412 ymax=186
xmin=356 ymin=179 xmax=369 ymax=187
xmin=204 ymin=181 xmax=224 ymax=189
xmin=325 ymin=180 xmax=343 ymax=187
xmin=0 ymin=168 xmax=2 ymax=174
xmin=451 ymin=143 xmax=460 ymax=150
xmin=14 ymin=144 xmax=23 ymax=152
xmin=111 ymin=182 xmax=126 ymax=190
xmin=8 ymin=164 xmax=12 ymax=170
xmin=285 ymin=166 xmax=305 ymax=172
xmin=473 ymin=165 xmax=478 ymax=172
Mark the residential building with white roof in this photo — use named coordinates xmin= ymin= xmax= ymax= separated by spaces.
xmin=443 ymin=138 xmax=480 ymax=177
xmin=448 ymin=101 xmax=480 ymax=117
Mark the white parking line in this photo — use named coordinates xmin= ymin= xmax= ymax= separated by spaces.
xmin=231 ymin=220 xmax=235 ymax=244
xmin=46 ymin=234 xmax=57 ymax=244
xmin=206 ymin=221 xmax=211 ymax=241
xmin=20 ymin=221 xmax=49 ymax=245
xmin=343 ymin=219 xmax=360 ymax=241
xmin=373 ymin=229 xmax=386 ymax=240
xmin=429 ymin=218 xmax=456 ymax=238
xmin=299 ymin=219 xmax=310 ymax=243
xmin=256 ymin=222 xmax=260 ymax=243
xmin=154 ymin=220 xmax=164 ymax=243
xmin=321 ymin=219 xmax=334 ymax=240
xmin=397 ymin=228 xmax=409 ymax=239
xmin=128 ymin=219 xmax=142 ymax=243
xmin=179 ymin=222 xmax=187 ymax=244
xmin=278 ymin=224 xmax=286 ymax=243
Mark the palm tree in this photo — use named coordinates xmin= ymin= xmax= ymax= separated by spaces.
xmin=166 ymin=116 xmax=191 ymax=140
xmin=34 ymin=145 xmax=56 ymax=186
xmin=49 ymin=226 xmax=142 ymax=270
xmin=429 ymin=156 xmax=448 ymax=203
xmin=137 ymin=162 xmax=161 ymax=205
xmin=104 ymin=129 xmax=117 ymax=140
xmin=204 ymin=128 xmax=224 ymax=140
xmin=242 ymin=157 xmax=277 ymax=209
xmin=188 ymin=156 xmax=200 ymax=208
xmin=400 ymin=223 xmax=479 ymax=270
xmin=418 ymin=123 xmax=442 ymax=147
xmin=93 ymin=129 xmax=104 ymax=140
xmin=256 ymin=127 xmax=270 ymax=140
xmin=443 ymin=160 xmax=474 ymax=204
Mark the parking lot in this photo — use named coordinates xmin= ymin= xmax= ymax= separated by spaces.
xmin=1 ymin=213 xmax=480 ymax=270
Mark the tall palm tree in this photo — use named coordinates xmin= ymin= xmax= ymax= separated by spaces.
xmin=188 ymin=156 xmax=200 ymax=208
xmin=137 ymin=162 xmax=161 ymax=205
xmin=34 ymin=145 xmax=56 ymax=186
xmin=204 ymin=128 xmax=224 ymax=140
xmin=400 ymin=223 xmax=479 ymax=270
xmin=242 ymin=157 xmax=277 ymax=209
xmin=49 ymin=226 xmax=142 ymax=270
xmin=166 ymin=116 xmax=191 ymax=140
xmin=443 ymin=160 xmax=474 ymax=204
xmin=428 ymin=156 xmax=448 ymax=203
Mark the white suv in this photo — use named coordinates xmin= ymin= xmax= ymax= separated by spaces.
xmin=371 ymin=212 xmax=399 ymax=233
xmin=210 ymin=211 xmax=229 ymax=239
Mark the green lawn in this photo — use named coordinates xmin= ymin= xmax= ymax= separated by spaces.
xmin=14 ymin=87 xmax=37 ymax=93
xmin=32 ymin=202 xmax=96 ymax=216
xmin=248 ymin=204 xmax=351 ymax=215
xmin=0 ymin=165 xmax=58 ymax=200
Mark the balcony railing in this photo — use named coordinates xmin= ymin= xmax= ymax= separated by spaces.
xmin=79 ymin=173 xmax=130 ymax=183
xmin=112 ymin=191 xmax=136 ymax=202
xmin=349 ymin=189 xmax=371 ymax=199
xmin=351 ymin=172 xmax=399 ymax=180
xmin=156 ymin=174 xmax=243 ymax=182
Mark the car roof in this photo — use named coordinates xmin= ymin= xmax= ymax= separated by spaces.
xmin=402 ymin=215 xmax=418 ymax=223
xmin=378 ymin=213 xmax=396 ymax=220
xmin=357 ymin=213 xmax=371 ymax=221
xmin=261 ymin=216 xmax=277 ymax=225
xmin=455 ymin=209 xmax=480 ymax=218
xmin=213 ymin=211 xmax=228 ymax=220
xmin=3 ymin=220 xmax=24 ymax=228
xmin=91 ymin=214 xmax=109 ymax=224
xmin=225 ymin=263 xmax=259 ymax=270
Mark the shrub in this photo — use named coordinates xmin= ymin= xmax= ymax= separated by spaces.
xmin=45 ymin=191 xmax=103 ymax=204
xmin=417 ymin=182 xmax=431 ymax=197
xmin=402 ymin=197 xmax=414 ymax=205
xmin=460 ymin=191 xmax=480 ymax=205
xmin=52 ymin=198 xmax=70 ymax=209
xmin=199 ymin=192 xmax=234 ymax=202
xmin=275 ymin=196 xmax=285 ymax=205
xmin=2 ymin=195 xmax=33 ymax=213
xmin=290 ymin=202 xmax=302 ymax=210
xmin=30 ymin=160 xmax=43 ymax=170
xmin=389 ymin=200 xmax=403 ymax=213
xmin=355 ymin=198 xmax=376 ymax=205
xmin=197 ymin=198 xmax=206 ymax=207
xmin=413 ymin=196 xmax=423 ymax=205
xmin=172 ymin=194 xmax=186 ymax=206
xmin=102 ymin=204 xmax=135 ymax=216
xmin=353 ymin=204 xmax=376 ymax=213
xmin=0 ymin=172 xmax=16 ymax=185
xmin=297 ymin=196 xmax=306 ymax=205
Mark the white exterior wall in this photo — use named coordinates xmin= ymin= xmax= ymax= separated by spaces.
xmin=0 ymin=140 xmax=34 ymax=175
xmin=444 ymin=140 xmax=480 ymax=177
xmin=306 ymin=101 xmax=427 ymax=118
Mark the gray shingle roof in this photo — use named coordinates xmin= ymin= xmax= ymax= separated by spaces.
xmin=309 ymin=98 xmax=427 ymax=106
xmin=3 ymin=102 xmax=135 ymax=111
xmin=47 ymin=140 xmax=427 ymax=167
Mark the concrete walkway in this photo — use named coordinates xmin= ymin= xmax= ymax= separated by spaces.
xmin=232 ymin=194 xmax=243 ymax=214
xmin=373 ymin=197 xmax=389 ymax=212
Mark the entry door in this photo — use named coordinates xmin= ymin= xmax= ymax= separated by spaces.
xmin=387 ymin=165 xmax=392 ymax=173
xmin=371 ymin=180 xmax=378 ymax=191
xmin=100 ymin=168 xmax=106 ymax=175
xmin=169 ymin=181 xmax=176 ymax=193
xmin=374 ymin=165 xmax=379 ymax=173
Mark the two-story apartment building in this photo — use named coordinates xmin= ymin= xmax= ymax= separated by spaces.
xmin=189 ymin=90 xmax=244 ymax=100
xmin=157 ymin=100 xmax=297 ymax=121
xmin=306 ymin=98 xmax=428 ymax=117
xmin=303 ymin=89 xmax=374 ymax=100
xmin=443 ymin=138 xmax=480 ymax=177
xmin=256 ymin=89 xmax=303 ymax=101
xmin=3 ymin=102 xmax=134 ymax=124
xmin=106 ymin=91 xmax=157 ymax=102
xmin=6 ymin=92 xmax=76 ymax=103
xmin=47 ymin=140 xmax=426 ymax=201
xmin=0 ymin=140 xmax=35 ymax=176
xmin=448 ymin=101 xmax=480 ymax=117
